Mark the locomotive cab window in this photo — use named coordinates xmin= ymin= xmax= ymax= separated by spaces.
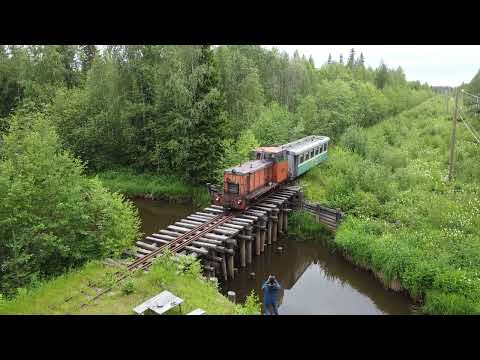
xmin=227 ymin=182 xmax=239 ymax=194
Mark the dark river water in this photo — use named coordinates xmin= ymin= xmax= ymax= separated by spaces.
xmin=130 ymin=198 xmax=414 ymax=315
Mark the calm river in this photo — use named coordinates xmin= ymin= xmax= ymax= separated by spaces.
xmin=131 ymin=198 xmax=413 ymax=315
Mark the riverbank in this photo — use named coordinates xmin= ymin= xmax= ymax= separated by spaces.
xmin=0 ymin=254 xmax=260 ymax=315
xmin=298 ymin=97 xmax=480 ymax=315
xmin=288 ymin=211 xmax=417 ymax=309
xmin=93 ymin=168 xmax=211 ymax=207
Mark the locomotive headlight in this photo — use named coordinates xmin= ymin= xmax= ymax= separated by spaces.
xmin=237 ymin=199 xmax=242 ymax=204
xmin=215 ymin=197 xmax=220 ymax=202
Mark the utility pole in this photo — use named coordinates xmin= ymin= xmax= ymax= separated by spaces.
xmin=447 ymin=89 xmax=460 ymax=181
xmin=445 ymin=90 xmax=449 ymax=113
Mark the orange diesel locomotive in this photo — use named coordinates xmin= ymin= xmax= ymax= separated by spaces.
xmin=207 ymin=136 xmax=330 ymax=210
xmin=209 ymin=146 xmax=288 ymax=210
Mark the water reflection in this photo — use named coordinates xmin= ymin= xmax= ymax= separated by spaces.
xmin=221 ymin=238 xmax=413 ymax=315
xmin=129 ymin=197 xmax=197 ymax=237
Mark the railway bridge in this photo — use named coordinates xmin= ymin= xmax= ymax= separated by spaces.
xmin=133 ymin=185 xmax=343 ymax=281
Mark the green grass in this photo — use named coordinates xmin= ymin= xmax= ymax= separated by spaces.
xmin=93 ymin=168 xmax=211 ymax=207
xmin=0 ymin=254 xmax=261 ymax=315
xmin=288 ymin=211 xmax=335 ymax=244
xmin=299 ymin=96 xmax=480 ymax=314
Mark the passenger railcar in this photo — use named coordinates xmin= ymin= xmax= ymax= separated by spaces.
xmin=208 ymin=135 xmax=329 ymax=210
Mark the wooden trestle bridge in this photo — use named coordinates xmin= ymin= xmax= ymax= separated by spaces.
xmin=130 ymin=185 xmax=344 ymax=284
xmin=133 ymin=186 xmax=304 ymax=281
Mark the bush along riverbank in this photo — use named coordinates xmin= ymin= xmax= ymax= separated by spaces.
xmin=93 ymin=168 xmax=211 ymax=208
xmin=299 ymin=97 xmax=480 ymax=314
xmin=289 ymin=211 xmax=413 ymax=301
xmin=0 ymin=252 xmax=261 ymax=315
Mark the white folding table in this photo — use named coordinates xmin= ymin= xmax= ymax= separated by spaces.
xmin=133 ymin=290 xmax=184 ymax=315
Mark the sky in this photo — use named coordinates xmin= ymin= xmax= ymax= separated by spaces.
xmin=263 ymin=45 xmax=480 ymax=87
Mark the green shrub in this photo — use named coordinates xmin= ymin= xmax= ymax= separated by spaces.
xmin=235 ymin=290 xmax=261 ymax=315
xmin=0 ymin=112 xmax=140 ymax=297
xmin=121 ymin=280 xmax=135 ymax=295
xmin=340 ymin=126 xmax=368 ymax=156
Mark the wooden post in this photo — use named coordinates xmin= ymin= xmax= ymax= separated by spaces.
xmin=448 ymin=89 xmax=460 ymax=181
xmin=260 ymin=219 xmax=266 ymax=253
xmin=272 ymin=216 xmax=278 ymax=242
xmin=220 ymin=254 xmax=228 ymax=281
xmin=268 ymin=218 xmax=273 ymax=245
xmin=255 ymin=223 xmax=261 ymax=256
xmin=246 ymin=228 xmax=253 ymax=264
xmin=210 ymin=250 xmax=217 ymax=277
xmin=227 ymin=291 xmax=236 ymax=303
xmin=278 ymin=208 xmax=284 ymax=234
xmin=227 ymin=254 xmax=235 ymax=280
xmin=240 ymin=237 xmax=246 ymax=268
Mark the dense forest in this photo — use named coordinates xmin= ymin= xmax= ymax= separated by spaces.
xmin=0 ymin=45 xmax=435 ymax=298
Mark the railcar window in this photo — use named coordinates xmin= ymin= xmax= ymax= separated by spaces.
xmin=306 ymin=153 xmax=310 ymax=160
xmin=311 ymin=150 xmax=314 ymax=158
xmin=315 ymin=148 xmax=319 ymax=156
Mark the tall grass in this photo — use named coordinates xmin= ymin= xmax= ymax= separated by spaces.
xmin=94 ymin=168 xmax=211 ymax=207
xmin=0 ymin=255 xmax=261 ymax=315
xmin=288 ymin=211 xmax=335 ymax=244
xmin=300 ymin=96 xmax=480 ymax=314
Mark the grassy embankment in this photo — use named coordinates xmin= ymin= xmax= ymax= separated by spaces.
xmin=0 ymin=253 xmax=260 ymax=315
xmin=292 ymin=96 xmax=480 ymax=314
xmin=93 ymin=168 xmax=211 ymax=207
xmin=0 ymin=167 xmax=254 ymax=314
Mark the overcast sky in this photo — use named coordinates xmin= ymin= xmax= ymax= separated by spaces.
xmin=263 ymin=45 xmax=480 ymax=87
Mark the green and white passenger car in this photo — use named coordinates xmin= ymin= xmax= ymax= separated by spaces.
xmin=282 ymin=135 xmax=330 ymax=179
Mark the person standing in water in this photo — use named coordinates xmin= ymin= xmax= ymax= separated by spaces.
xmin=262 ymin=275 xmax=281 ymax=315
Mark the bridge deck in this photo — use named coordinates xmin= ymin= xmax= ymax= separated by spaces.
xmin=133 ymin=185 xmax=305 ymax=280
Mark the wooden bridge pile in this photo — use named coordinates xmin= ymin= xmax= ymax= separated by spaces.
xmin=134 ymin=186 xmax=303 ymax=281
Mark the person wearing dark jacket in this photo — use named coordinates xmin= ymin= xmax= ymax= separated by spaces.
xmin=262 ymin=275 xmax=281 ymax=315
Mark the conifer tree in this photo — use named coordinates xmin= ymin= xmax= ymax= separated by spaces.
xmin=375 ymin=60 xmax=389 ymax=89
xmin=183 ymin=45 xmax=228 ymax=184
xmin=347 ymin=48 xmax=355 ymax=68
xmin=327 ymin=53 xmax=332 ymax=64
xmin=357 ymin=52 xmax=365 ymax=67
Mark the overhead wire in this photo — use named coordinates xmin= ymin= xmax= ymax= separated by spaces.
xmin=458 ymin=110 xmax=480 ymax=145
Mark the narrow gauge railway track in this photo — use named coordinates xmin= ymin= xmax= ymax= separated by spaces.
xmin=124 ymin=212 xmax=237 ymax=274
xmin=78 ymin=211 xmax=238 ymax=308
xmin=77 ymin=185 xmax=303 ymax=310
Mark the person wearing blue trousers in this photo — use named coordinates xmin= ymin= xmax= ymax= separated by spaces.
xmin=262 ymin=275 xmax=281 ymax=315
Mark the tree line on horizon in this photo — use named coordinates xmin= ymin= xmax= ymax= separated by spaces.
xmin=0 ymin=45 xmax=434 ymax=183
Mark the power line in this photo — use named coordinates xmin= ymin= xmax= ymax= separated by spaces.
xmin=459 ymin=112 xmax=480 ymax=145
xmin=462 ymin=88 xmax=480 ymax=100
